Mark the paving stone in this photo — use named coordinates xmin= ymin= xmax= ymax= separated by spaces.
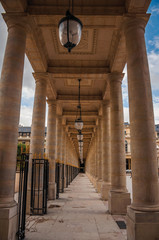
xmin=26 ymin=174 xmax=126 ymax=240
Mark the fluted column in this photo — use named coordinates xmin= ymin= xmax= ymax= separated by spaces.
xmin=0 ymin=14 xmax=27 ymax=239
xmin=101 ymin=101 xmax=111 ymax=200
xmin=96 ymin=117 xmax=103 ymax=193
xmin=46 ymin=100 xmax=57 ymax=200
xmin=27 ymin=73 xmax=47 ymax=213
xmin=108 ymin=72 xmax=130 ymax=214
xmin=124 ymin=16 xmax=159 ymax=240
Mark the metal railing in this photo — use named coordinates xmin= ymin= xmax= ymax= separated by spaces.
xmin=16 ymin=154 xmax=29 ymax=240
xmin=30 ymin=159 xmax=49 ymax=215
xmin=55 ymin=163 xmax=79 ymax=198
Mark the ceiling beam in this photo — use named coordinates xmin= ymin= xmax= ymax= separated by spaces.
xmin=63 ymin=111 xmax=98 ymax=117
xmin=57 ymin=95 xmax=102 ymax=102
xmin=48 ymin=67 xmax=109 ymax=76
xmin=67 ymin=121 xmax=96 ymax=127
xmin=71 ymin=133 xmax=92 ymax=138
xmin=28 ymin=6 xmax=125 ymax=16
xmin=68 ymin=128 xmax=94 ymax=133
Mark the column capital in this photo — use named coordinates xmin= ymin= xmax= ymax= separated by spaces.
xmin=47 ymin=99 xmax=57 ymax=107
xmin=2 ymin=13 xmax=29 ymax=32
xmin=33 ymin=72 xmax=48 ymax=85
xmin=108 ymin=72 xmax=124 ymax=84
xmin=123 ymin=14 xmax=150 ymax=35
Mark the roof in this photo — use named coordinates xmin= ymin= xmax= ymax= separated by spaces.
xmin=19 ymin=126 xmax=47 ymax=133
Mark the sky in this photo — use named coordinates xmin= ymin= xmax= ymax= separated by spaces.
xmin=0 ymin=1 xmax=159 ymax=126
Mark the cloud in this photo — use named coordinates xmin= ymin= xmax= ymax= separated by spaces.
xmin=23 ymin=56 xmax=35 ymax=89
xmin=22 ymin=86 xmax=34 ymax=100
xmin=124 ymin=107 xmax=129 ymax=123
xmin=151 ymin=7 xmax=159 ymax=15
xmin=148 ymin=50 xmax=159 ymax=91
xmin=148 ymin=36 xmax=159 ymax=50
xmin=19 ymin=105 xmax=33 ymax=126
xmin=153 ymin=102 xmax=159 ymax=124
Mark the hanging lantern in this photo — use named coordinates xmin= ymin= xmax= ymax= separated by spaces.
xmin=77 ymin=131 xmax=83 ymax=141
xmin=78 ymin=141 xmax=83 ymax=147
xmin=75 ymin=79 xmax=83 ymax=130
xmin=75 ymin=119 xmax=83 ymax=130
xmin=58 ymin=10 xmax=83 ymax=53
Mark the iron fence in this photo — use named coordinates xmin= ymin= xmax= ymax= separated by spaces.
xmin=16 ymin=154 xmax=29 ymax=240
xmin=30 ymin=159 xmax=49 ymax=215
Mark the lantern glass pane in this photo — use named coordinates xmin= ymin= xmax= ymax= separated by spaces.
xmin=75 ymin=120 xmax=83 ymax=130
xmin=59 ymin=19 xmax=82 ymax=47
xmin=77 ymin=134 xmax=83 ymax=141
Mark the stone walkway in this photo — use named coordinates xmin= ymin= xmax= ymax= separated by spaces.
xmin=26 ymin=174 xmax=126 ymax=240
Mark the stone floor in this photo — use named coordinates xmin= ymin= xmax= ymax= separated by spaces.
xmin=25 ymin=174 xmax=127 ymax=240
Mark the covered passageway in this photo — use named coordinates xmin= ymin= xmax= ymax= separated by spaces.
xmin=0 ymin=0 xmax=159 ymax=239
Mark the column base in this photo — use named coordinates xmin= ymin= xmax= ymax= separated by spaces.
xmin=108 ymin=190 xmax=131 ymax=214
xmin=127 ymin=206 xmax=159 ymax=240
xmin=0 ymin=203 xmax=18 ymax=240
xmin=96 ymin=179 xmax=103 ymax=193
xmin=92 ymin=176 xmax=97 ymax=188
xmin=48 ymin=182 xmax=56 ymax=200
xmin=64 ymin=177 xmax=67 ymax=188
xmin=101 ymin=182 xmax=111 ymax=200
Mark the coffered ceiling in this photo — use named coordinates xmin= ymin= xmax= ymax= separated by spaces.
xmin=1 ymin=0 xmax=151 ymax=159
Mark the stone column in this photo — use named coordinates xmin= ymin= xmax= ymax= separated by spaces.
xmin=94 ymin=131 xmax=98 ymax=188
xmin=29 ymin=74 xmax=47 ymax=158
xmin=93 ymin=134 xmax=97 ymax=187
xmin=61 ymin=126 xmax=65 ymax=192
xmin=56 ymin=116 xmax=63 ymax=192
xmin=63 ymin=130 xmax=67 ymax=188
xmin=0 ymin=15 xmax=27 ymax=239
xmin=46 ymin=100 xmax=57 ymax=200
xmin=108 ymin=72 xmax=131 ymax=214
xmin=101 ymin=101 xmax=111 ymax=200
xmin=27 ymin=73 xmax=47 ymax=213
xmin=96 ymin=117 xmax=103 ymax=193
xmin=124 ymin=16 xmax=159 ymax=240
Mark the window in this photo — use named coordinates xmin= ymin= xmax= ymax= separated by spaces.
xmin=125 ymin=140 xmax=128 ymax=153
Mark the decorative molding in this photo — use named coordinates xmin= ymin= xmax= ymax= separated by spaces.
xmin=51 ymin=29 xmax=97 ymax=55
xmin=64 ymin=78 xmax=94 ymax=88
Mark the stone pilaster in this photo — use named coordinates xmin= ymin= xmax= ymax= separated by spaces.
xmin=124 ymin=16 xmax=159 ymax=240
xmin=108 ymin=72 xmax=131 ymax=214
xmin=46 ymin=100 xmax=57 ymax=200
xmin=0 ymin=15 xmax=27 ymax=240
xmin=101 ymin=101 xmax=111 ymax=200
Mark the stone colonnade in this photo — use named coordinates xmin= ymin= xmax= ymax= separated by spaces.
xmin=0 ymin=12 xmax=159 ymax=240
xmin=0 ymin=12 xmax=79 ymax=235
xmin=85 ymin=15 xmax=159 ymax=240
